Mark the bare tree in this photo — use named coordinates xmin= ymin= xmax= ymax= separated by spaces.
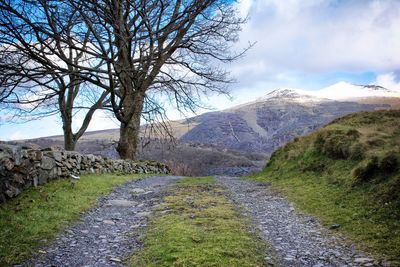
xmin=0 ymin=0 xmax=248 ymax=159
xmin=69 ymin=0 xmax=248 ymax=159
xmin=0 ymin=0 xmax=109 ymax=150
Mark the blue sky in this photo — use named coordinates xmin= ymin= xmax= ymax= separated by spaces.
xmin=1 ymin=0 xmax=400 ymax=140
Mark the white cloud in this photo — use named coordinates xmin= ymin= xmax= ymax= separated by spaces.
xmin=72 ymin=109 xmax=119 ymax=133
xmin=237 ymin=0 xmax=253 ymax=17
xmin=375 ymin=73 xmax=400 ymax=92
xmin=9 ymin=131 xmax=29 ymax=141
xmin=233 ymin=0 xmax=400 ymax=87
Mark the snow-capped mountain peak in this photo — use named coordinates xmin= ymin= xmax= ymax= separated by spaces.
xmin=258 ymin=88 xmax=328 ymax=103
xmin=312 ymin=82 xmax=400 ymax=100
xmin=265 ymin=88 xmax=303 ymax=99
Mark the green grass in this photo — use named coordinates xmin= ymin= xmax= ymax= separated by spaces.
xmin=250 ymin=110 xmax=400 ymax=264
xmin=130 ymin=177 xmax=268 ymax=267
xmin=0 ymin=173 xmax=144 ymax=266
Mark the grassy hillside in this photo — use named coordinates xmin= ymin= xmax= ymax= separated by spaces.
xmin=251 ymin=109 xmax=400 ymax=263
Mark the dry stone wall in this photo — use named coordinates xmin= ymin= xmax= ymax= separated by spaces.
xmin=0 ymin=142 xmax=170 ymax=203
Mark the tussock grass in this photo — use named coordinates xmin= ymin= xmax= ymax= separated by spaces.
xmin=250 ymin=110 xmax=400 ymax=263
xmin=130 ymin=177 xmax=268 ymax=267
xmin=0 ymin=173 xmax=144 ymax=266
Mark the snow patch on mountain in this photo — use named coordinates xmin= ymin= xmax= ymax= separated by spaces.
xmin=312 ymin=82 xmax=400 ymax=100
xmin=257 ymin=88 xmax=330 ymax=103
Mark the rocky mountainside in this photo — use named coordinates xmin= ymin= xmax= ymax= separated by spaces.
xmin=180 ymin=87 xmax=392 ymax=155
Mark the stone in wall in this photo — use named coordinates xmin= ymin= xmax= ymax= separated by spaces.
xmin=0 ymin=142 xmax=170 ymax=203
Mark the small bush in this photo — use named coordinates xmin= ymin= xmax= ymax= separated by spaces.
xmin=314 ymin=128 xmax=361 ymax=159
xmin=378 ymin=151 xmax=398 ymax=173
xmin=349 ymin=143 xmax=366 ymax=160
xmin=366 ymin=137 xmax=386 ymax=147
xmin=352 ymin=156 xmax=379 ymax=183
xmin=301 ymin=161 xmax=325 ymax=173
xmin=265 ymin=150 xmax=282 ymax=167
xmin=165 ymin=160 xmax=196 ymax=176
xmin=313 ymin=133 xmax=325 ymax=151
xmin=375 ymin=175 xmax=400 ymax=207
xmin=352 ymin=151 xmax=399 ymax=185
xmin=325 ymin=137 xmax=350 ymax=158
xmin=346 ymin=128 xmax=361 ymax=138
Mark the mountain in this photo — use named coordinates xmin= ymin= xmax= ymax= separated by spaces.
xmin=20 ymin=83 xmax=399 ymax=176
xmin=256 ymin=88 xmax=327 ymax=102
xmin=179 ymin=87 xmax=391 ymax=155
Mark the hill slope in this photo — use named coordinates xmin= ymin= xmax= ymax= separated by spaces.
xmin=252 ymin=109 xmax=400 ymax=262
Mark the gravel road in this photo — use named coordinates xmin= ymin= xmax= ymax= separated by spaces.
xmin=24 ymin=175 xmax=387 ymax=267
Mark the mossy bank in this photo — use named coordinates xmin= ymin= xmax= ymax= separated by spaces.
xmin=251 ymin=109 xmax=400 ymax=263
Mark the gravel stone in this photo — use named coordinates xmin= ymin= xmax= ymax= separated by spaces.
xmin=354 ymin=258 xmax=374 ymax=263
xmin=107 ymin=199 xmax=137 ymax=207
xmin=131 ymin=188 xmax=145 ymax=194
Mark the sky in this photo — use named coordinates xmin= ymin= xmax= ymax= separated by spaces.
xmin=1 ymin=0 xmax=400 ymax=140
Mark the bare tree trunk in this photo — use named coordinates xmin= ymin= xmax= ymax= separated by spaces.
xmin=117 ymin=117 xmax=141 ymax=159
xmin=117 ymin=89 xmax=145 ymax=159
xmin=64 ymin=129 xmax=76 ymax=151
xmin=63 ymin=119 xmax=77 ymax=151
xmin=117 ymin=104 xmax=143 ymax=159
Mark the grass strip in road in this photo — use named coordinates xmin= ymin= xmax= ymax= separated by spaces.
xmin=0 ymin=173 xmax=144 ymax=266
xmin=130 ymin=176 xmax=268 ymax=267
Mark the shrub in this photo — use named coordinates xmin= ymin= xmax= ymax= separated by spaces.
xmin=314 ymin=128 xmax=361 ymax=159
xmin=375 ymin=175 xmax=400 ymax=207
xmin=378 ymin=151 xmax=398 ymax=173
xmin=349 ymin=143 xmax=366 ymax=160
xmin=352 ymin=156 xmax=379 ymax=184
xmin=366 ymin=137 xmax=386 ymax=147
xmin=313 ymin=133 xmax=325 ymax=151
xmin=301 ymin=161 xmax=325 ymax=173
xmin=265 ymin=149 xmax=282 ymax=167
xmin=166 ymin=160 xmax=196 ymax=176
xmin=352 ymin=151 xmax=399 ymax=185
xmin=325 ymin=137 xmax=350 ymax=158
xmin=346 ymin=128 xmax=361 ymax=138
